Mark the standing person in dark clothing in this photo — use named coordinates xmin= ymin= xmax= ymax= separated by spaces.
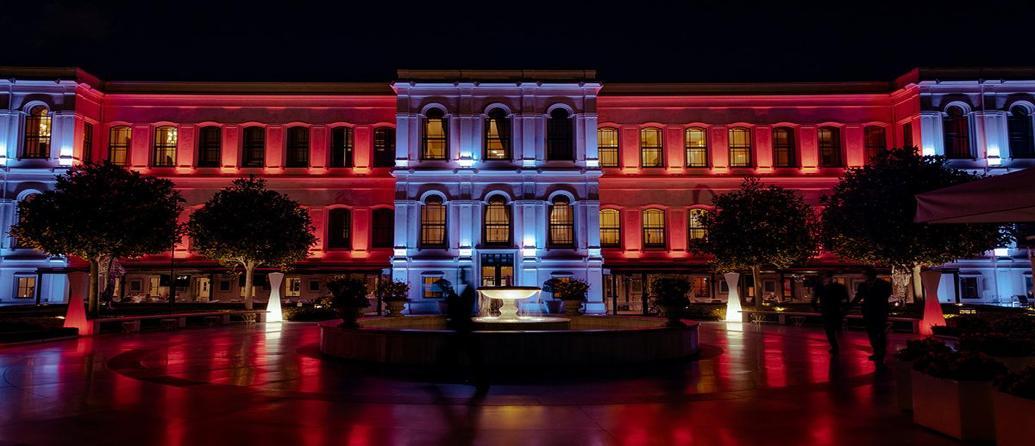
xmin=812 ymin=272 xmax=850 ymax=354
xmin=440 ymin=280 xmax=488 ymax=393
xmin=852 ymin=268 xmax=893 ymax=361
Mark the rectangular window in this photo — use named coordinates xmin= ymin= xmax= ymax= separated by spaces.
xmin=152 ymin=126 xmax=177 ymax=167
xmin=772 ymin=127 xmax=796 ymax=167
xmin=371 ymin=209 xmax=394 ymax=248
xmin=286 ymin=277 xmax=302 ymax=297
xmin=864 ymin=126 xmax=886 ymax=163
xmin=642 ymin=209 xmax=666 ymax=249
xmin=902 ymin=122 xmax=913 ymax=149
xmin=598 ymin=128 xmax=620 ymax=167
xmin=218 ymin=280 xmax=231 ymax=292
xmin=422 ymin=111 xmax=448 ymax=160
xmin=548 ymin=199 xmax=575 ymax=248
xmin=308 ymin=280 xmax=321 ymax=292
xmin=691 ymin=276 xmax=711 ymax=299
xmin=420 ymin=198 xmax=447 ymax=248
xmin=685 ymin=128 xmax=708 ymax=167
xmin=960 ymin=277 xmax=980 ymax=299
xmin=373 ymin=127 xmax=395 ymax=167
xmin=640 ymin=128 xmax=664 ymax=167
xmin=600 ymin=209 xmax=621 ymax=248
xmin=330 ymin=127 xmax=354 ymax=168
xmin=286 ymin=127 xmax=310 ymax=167
xmin=22 ymin=107 xmax=51 ymax=159
xmin=108 ymin=126 xmax=131 ymax=166
xmin=242 ymin=127 xmax=265 ymax=167
xmin=728 ymin=128 xmax=752 ymax=167
xmin=818 ymin=127 xmax=843 ymax=167
xmin=82 ymin=123 xmax=94 ymax=163
xmin=15 ymin=276 xmax=36 ymax=299
xmin=422 ymin=275 xmax=444 ymax=299
xmin=197 ymin=127 xmax=221 ymax=167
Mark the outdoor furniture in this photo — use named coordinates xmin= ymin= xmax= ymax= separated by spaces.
xmin=92 ymin=309 xmax=265 ymax=334
xmin=159 ymin=318 xmax=179 ymax=330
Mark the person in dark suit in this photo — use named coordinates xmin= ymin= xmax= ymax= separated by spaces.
xmin=812 ymin=272 xmax=850 ymax=354
xmin=852 ymin=268 xmax=893 ymax=361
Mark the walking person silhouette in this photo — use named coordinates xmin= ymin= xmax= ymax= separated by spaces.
xmin=852 ymin=268 xmax=893 ymax=362
xmin=812 ymin=272 xmax=849 ymax=355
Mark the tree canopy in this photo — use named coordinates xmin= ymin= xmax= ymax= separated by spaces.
xmin=820 ymin=148 xmax=1009 ymax=270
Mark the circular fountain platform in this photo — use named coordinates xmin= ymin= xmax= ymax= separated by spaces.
xmin=319 ymin=316 xmax=699 ymax=367
xmin=471 ymin=316 xmax=571 ymax=331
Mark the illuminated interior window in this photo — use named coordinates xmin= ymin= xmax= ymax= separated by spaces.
xmin=327 ymin=208 xmax=352 ymax=249
xmin=373 ymin=127 xmax=395 ymax=167
xmin=423 ymin=274 xmax=444 ymax=299
xmin=15 ymin=276 xmax=36 ymax=299
xmin=691 ymin=276 xmax=712 ymax=298
xmin=242 ymin=127 xmax=266 ymax=167
xmin=371 ymin=208 xmax=394 ymax=248
xmin=640 ymin=127 xmax=664 ymax=167
xmin=108 ymin=126 xmax=131 ymax=166
xmin=688 ymin=208 xmax=708 ymax=241
xmin=152 ymin=126 xmax=177 ymax=167
xmin=728 ymin=127 xmax=752 ymax=167
xmin=330 ymin=127 xmax=354 ymax=167
xmin=1008 ymin=105 xmax=1035 ymax=158
xmin=818 ymin=126 xmax=843 ymax=167
xmin=483 ymin=196 xmax=511 ymax=245
xmin=772 ymin=127 xmax=796 ymax=167
xmin=599 ymin=208 xmax=621 ymax=248
xmin=420 ymin=196 xmax=447 ymax=248
xmin=863 ymin=126 xmax=886 ymax=163
xmin=547 ymin=108 xmax=573 ymax=161
xmin=286 ymin=127 xmax=310 ymax=167
xmin=22 ymin=106 xmax=52 ymax=159
xmin=598 ymin=127 xmax=620 ymax=167
xmin=197 ymin=126 xmax=221 ymax=167
xmin=684 ymin=127 xmax=708 ymax=167
xmin=548 ymin=196 xmax=574 ymax=248
xmin=484 ymin=108 xmax=510 ymax=160
xmin=422 ymin=108 xmax=448 ymax=160
xmin=641 ymin=208 xmax=666 ymax=249
xmin=943 ymin=106 xmax=971 ymax=159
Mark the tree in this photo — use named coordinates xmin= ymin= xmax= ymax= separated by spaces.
xmin=820 ymin=147 xmax=1009 ymax=298
xmin=693 ymin=178 xmax=818 ymax=308
xmin=10 ymin=162 xmax=184 ymax=316
xmin=187 ymin=177 xmax=316 ymax=310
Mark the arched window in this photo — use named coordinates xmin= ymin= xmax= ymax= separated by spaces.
xmin=943 ymin=106 xmax=971 ymax=159
xmin=548 ymin=196 xmax=574 ymax=248
xmin=599 ymin=209 xmax=621 ymax=248
xmin=197 ymin=126 xmax=221 ymax=167
xmin=108 ymin=126 xmax=131 ymax=166
xmin=22 ymin=105 xmax=52 ymax=159
xmin=728 ymin=127 xmax=752 ymax=167
xmin=242 ymin=127 xmax=266 ymax=167
xmin=484 ymin=108 xmax=510 ymax=160
xmin=547 ymin=108 xmax=573 ymax=161
xmin=482 ymin=196 xmax=511 ymax=245
xmin=286 ymin=127 xmax=310 ymax=167
xmin=327 ymin=208 xmax=351 ymax=249
xmin=371 ymin=208 xmax=394 ymax=248
xmin=863 ymin=126 xmax=886 ymax=163
xmin=1008 ymin=105 xmax=1035 ymax=159
xmin=420 ymin=196 xmax=447 ymax=248
xmin=373 ymin=127 xmax=395 ymax=167
xmin=772 ymin=127 xmax=796 ymax=167
xmin=640 ymin=127 xmax=664 ymax=167
xmin=817 ymin=126 xmax=843 ymax=167
xmin=598 ymin=127 xmax=619 ymax=167
xmin=330 ymin=127 xmax=353 ymax=167
xmin=685 ymin=127 xmax=708 ymax=167
xmin=152 ymin=126 xmax=177 ymax=167
xmin=642 ymin=209 xmax=666 ymax=249
xmin=688 ymin=209 xmax=708 ymax=241
xmin=422 ymin=108 xmax=448 ymax=160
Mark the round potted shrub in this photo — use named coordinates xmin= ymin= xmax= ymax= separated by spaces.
xmin=649 ymin=278 xmax=692 ymax=327
xmin=994 ymin=366 xmax=1035 ymax=446
xmin=545 ymin=278 xmax=589 ymax=316
xmin=894 ymin=338 xmax=952 ymax=411
xmin=326 ymin=276 xmax=369 ymax=328
xmin=910 ymin=350 xmax=1007 ymax=442
xmin=376 ymin=279 xmax=410 ymax=317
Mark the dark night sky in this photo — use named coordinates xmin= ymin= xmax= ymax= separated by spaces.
xmin=4 ymin=0 xmax=1035 ymax=83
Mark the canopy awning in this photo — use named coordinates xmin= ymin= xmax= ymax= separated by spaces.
xmin=915 ymin=167 xmax=1035 ymax=224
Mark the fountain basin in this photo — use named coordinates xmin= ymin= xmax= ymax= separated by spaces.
xmin=477 ymin=286 xmax=541 ymax=321
xmin=471 ymin=316 xmax=571 ymax=331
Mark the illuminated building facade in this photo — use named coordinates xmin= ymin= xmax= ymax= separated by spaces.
xmin=0 ymin=67 xmax=1030 ymax=309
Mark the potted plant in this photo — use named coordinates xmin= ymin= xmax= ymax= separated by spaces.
xmin=649 ymin=278 xmax=692 ymax=327
xmin=376 ymin=279 xmax=410 ymax=317
xmin=893 ymin=338 xmax=952 ymax=411
xmin=545 ymin=278 xmax=590 ymax=316
xmin=910 ymin=350 xmax=1007 ymax=441
xmin=326 ymin=276 xmax=369 ymax=328
xmin=994 ymin=366 xmax=1035 ymax=446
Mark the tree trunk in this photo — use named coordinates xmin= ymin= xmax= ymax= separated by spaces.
xmin=751 ymin=265 xmax=763 ymax=309
xmin=911 ymin=264 xmax=923 ymax=304
xmin=87 ymin=258 xmax=100 ymax=318
xmin=243 ymin=261 xmax=255 ymax=311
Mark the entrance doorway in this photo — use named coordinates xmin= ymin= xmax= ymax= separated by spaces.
xmin=480 ymin=253 xmax=514 ymax=287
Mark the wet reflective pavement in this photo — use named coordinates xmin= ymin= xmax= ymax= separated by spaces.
xmin=0 ymin=321 xmax=959 ymax=445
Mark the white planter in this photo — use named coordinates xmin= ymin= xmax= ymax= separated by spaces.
xmin=385 ymin=300 xmax=406 ymax=317
xmin=994 ymin=391 xmax=1035 ymax=446
xmin=919 ymin=270 xmax=946 ymax=336
xmin=911 ymin=370 xmax=995 ymax=442
xmin=266 ymin=272 xmax=284 ymax=323
xmin=723 ymin=272 xmax=742 ymax=322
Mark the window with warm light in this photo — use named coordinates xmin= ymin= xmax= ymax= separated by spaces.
xmin=420 ymin=196 xmax=447 ymax=248
xmin=688 ymin=208 xmax=708 ymax=241
xmin=943 ymin=106 xmax=971 ymax=159
xmin=371 ymin=208 xmax=394 ymax=248
xmin=863 ymin=126 xmax=886 ymax=163
xmin=327 ymin=208 xmax=352 ymax=249
xmin=483 ymin=196 xmax=511 ymax=245
xmin=107 ymin=126 xmax=131 ymax=166
xmin=640 ymin=127 xmax=664 ymax=167
xmin=600 ymin=209 xmax=621 ymax=248
xmin=242 ymin=127 xmax=265 ymax=167
xmin=152 ymin=126 xmax=177 ymax=167
xmin=772 ymin=127 xmax=796 ymax=167
xmin=422 ymin=109 xmax=448 ymax=160
xmin=15 ymin=276 xmax=36 ymax=299
xmin=547 ymin=108 xmax=574 ymax=161
xmin=548 ymin=196 xmax=575 ymax=248
xmin=818 ymin=126 xmax=843 ymax=167
xmin=197 ymin=126 xmax=221 ymax=167
xmin=484 ymin=108 xmax=510 ymax=160
xmin=642 ymin=208 xmax=666 ymax=249
xmin=728 ymin=127 xmax=752 ymax=167
xmin=423 ymin=274 xmax=444 ymax=299
xmin=373 ymin=127 xmax=395 ymax=167
xmin=598 ymin=127 xmax=619 ymax=167
xmin=685 ymin=127 xmax=708 ymax=167
xmin=286 ymin=127 xmax=310 ymax=167
xmin=1008 ymin=105 xmax=1035 ymax=158
xmin=22 ymin=105 xmax=51 ymax=159
xmin=330 ymin=127 xmax=354 ymax=167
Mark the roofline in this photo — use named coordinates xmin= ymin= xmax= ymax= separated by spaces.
xmin=102 ymin=81 xmax=394 ymax=96
xmin=0 ymin=66 xmax=103 ymax=89
xmin=396 ymin=69 xmax=598 ymax=83
xmin=600 ymin=81 xmax=895 ymax=96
